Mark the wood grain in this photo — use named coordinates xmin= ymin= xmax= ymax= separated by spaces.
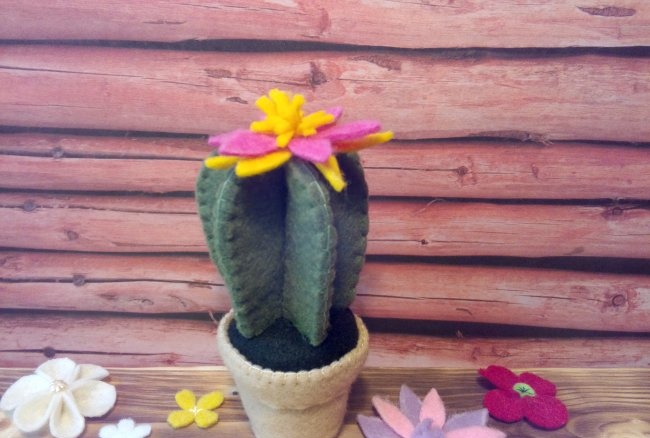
xmin=2 ymin=46 xmax=650 ymax=141
xmin=2 ymin=251 xmax=650 ymax=332
xmin=4 ymin=133 xmax=650 ymax=200
xmin=1 ymin=312 xmax=648 ymax=369
xmin=2 ymin=192 xmax=649 ymax=258
xmin=1 ymin=367 xmax=649 ymax=437
xmin=0 ymin=0 xmax=649 ymax=48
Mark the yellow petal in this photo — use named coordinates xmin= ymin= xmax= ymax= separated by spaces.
xmin=250 ymin=119 xmax=275 ymax=133
xmin=315 ymin=155 xmax=346 ymax=192
xmin=175 ymin=389 xmax=196 ymax=410
xmin=335 ymin=131 xmax=394 ymax=153
xmin=255 ymin=95 xmax=276 ymax=116
xmin=269 ymin=89 xmax=291 ymax=109
xmin=167 ymin=410 xmax=195 ymax=429
xmin=276 ymin=131 xmax=295 ymax=147
xmin=235 ymin=150 xmax=292 ymax=177
xmin=204 ymin=155 xmax=239 ymax=170
xmin=299 ymin=111 xmax=335 ymax=134
xmin=195 ymin=409 xmax=219 ymax=428
xmin=197 ymin=391 xmax=225 ymax=410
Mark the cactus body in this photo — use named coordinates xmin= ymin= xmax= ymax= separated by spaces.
xmin=196 ymin=154 xmax=369 ymax=346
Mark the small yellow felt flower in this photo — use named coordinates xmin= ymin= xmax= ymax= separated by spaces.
xmin=167 ymin=389 xmax=224 ymax=429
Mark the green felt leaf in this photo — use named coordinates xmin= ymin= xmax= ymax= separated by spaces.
xmin=197 ymin=161 xmax=286 ymax=338
xmin=330 ymin=153 xmax=369 ymax=308
xmin=282 ymin=159 xmax=337 ymax=346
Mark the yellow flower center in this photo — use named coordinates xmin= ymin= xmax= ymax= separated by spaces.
xmin=250 ymin=89 xmax=334 ymax=147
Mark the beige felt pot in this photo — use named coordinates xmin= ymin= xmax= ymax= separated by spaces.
xmin=217 ymin=310 xmax=369 ymax=438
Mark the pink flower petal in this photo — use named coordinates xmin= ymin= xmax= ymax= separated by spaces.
xmin=519 ymin=371 xmax=557 ymax=396
xmin=420 ymin=388 xmax=446 ymax=428
xmin=316 ymin=120 xmax=381 ymax=142
xmin=288 ymin=138 xmax=332 ymax=163
xmin=483 ymin=389 xmax=524 ymax=423
xmin=522 ymin=394 xmax=569 ymax=430
xmin=479 ymin=365 xmax=519 ymax=390
xmin=326 ymin=107 xmax=343 ymax=123
xmin=446 ymin=426 xmax=506 ymax=438
xmin=372 ymin=396 xmax=414 ymax=438
xmin=218 ymin=131 xmax=278 ymax=157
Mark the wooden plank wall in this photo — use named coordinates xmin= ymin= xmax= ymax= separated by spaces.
xmin=1 ymin=1 xmax=650 ymax=369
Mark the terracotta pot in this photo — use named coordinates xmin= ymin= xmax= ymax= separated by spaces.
xmin=217 ymin=310 xmax=369 ymax=438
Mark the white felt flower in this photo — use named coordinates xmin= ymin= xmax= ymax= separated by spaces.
xmin=0 ymin=357 xmax=116 ymax=438
xmin=99 ymin=418 xmax=152 ymax=438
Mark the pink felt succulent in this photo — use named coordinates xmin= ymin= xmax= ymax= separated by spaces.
xmin=358 ymin=385 xmax=506 ymax=438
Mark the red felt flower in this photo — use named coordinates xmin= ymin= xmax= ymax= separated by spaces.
xmin=479 ymin=365 xmax=568 ymax=430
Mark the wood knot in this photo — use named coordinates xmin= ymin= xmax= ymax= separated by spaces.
xmin=43 ymin=346 xmax=57 ymax=358
xmin=65 ymin=229 xmax=80 ymax=241
xmin=456 ymin=166 xmax=469 ymax=176
xmin=23 ymin=200 xmax=37 ymax=212
xmin=51 ymin=146 xmax=64 ymax=158
xmin=72 ymin=274 xmax=86 ymax=287
xmin=611 ymin=294 xmax=627 ymax=307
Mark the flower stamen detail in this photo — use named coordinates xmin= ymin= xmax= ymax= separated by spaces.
xmin=49 ymin=380 xmax=67 ymax=393
xmin=513 ymin=382 xmax=536 ymax=398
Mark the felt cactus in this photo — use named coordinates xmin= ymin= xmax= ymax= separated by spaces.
xmin=196 ymin=89 xmax=392 ymax=346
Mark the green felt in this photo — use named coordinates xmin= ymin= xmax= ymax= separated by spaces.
xmin=197 ymin=161 xmax=286 ymax=338
xmin=228 ymin=308 xmax=359 ymax=372
xmin=282 ymin=159 xmax=337 ymax=346
xmin=330 ymin=153 xmax=369 ymax=308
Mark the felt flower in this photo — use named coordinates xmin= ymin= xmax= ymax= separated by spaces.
xmin=357 ymin=384 xmax=506 ymax=438
xmin=99 ymin=418 xmax=151 ymax=438
xmin=205 ymin=88 xmax=393 ymax=192
xmin=479 ymin=365 xmax=568 ymax=430
xmin=0 ymin=357 xmax=116 ymax=438
xmin=167 ymin=389 xmax=224 ymax=429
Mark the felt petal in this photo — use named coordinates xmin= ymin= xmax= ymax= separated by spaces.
xmin=334 ymin=131 xmax=394 ymax=153
xmin=519 ymin=372 xmax=557 ymax=396
xmin=0 ymin=373 xmax=49 ymax=410
xmin=522 ymin=394 xmax=569 ymax=429
xmin=71 ymin=380 xmax=116 ymax=417
xmin=479 ymin=365 xmax=519 ymax=389
xmin=289 ymin=137 xmax=332 ymax=163
xmin=315 ymin=155 xmax=346 ymax=192
xmin=276 ymin=130 xmax=295 ymax=147
xmin=49 ymin=392 xmax=85 ymax=438
xmin=235 ymin=150 xmax=292 ymax=177
xmin=298 ymin=110 xmax=335 ymax=136
xmin=444 ymin=408 xmax=489 ymax=432
xmin=316 ymin=120 xmax=380 ymax=142
xmin=420 ymin=388 xmax=446 ymax=428
xmin=372 ymin=396 xmax=414 ymax=438
xmin=412 ymin=418 xmax=444 ymax=438
xmin=357 ymin=415 xmax=403 ymax=438
xmin=195 ymin=409 xmax=219 ymax=428
xmin=98 ymin=423 xmax=118 ymax=438
xmin=219 ymin=130 xmax=278 ymax=157
xmin=398 ymin=385 xmax=422 ymax=427
xmin=197 ymin=391 xmax=224 ymax=410
xmin=133 ymin=423 xmax=152 ymax=437
xmin=446 ymin=426 xmax=507 ymax=438
xmin=167 ymin=410 xmax=195 ymax=429
xmin=12 ymin=391 xmax=54 ymax=433
xmin=483 ymin=389 xmax=524 ymax=423
xmin=205 ymin=155 xmax=239 ymax=170
xmin=116 ymin=418 xmax=135 ymax=432
xmin=37 ymin=357 xmax=78 ymax=382
xmin=75 ymin=364 xmax=109 ymax=381
xmin=326 ymin=106 xmax=343 ymax=122
xmin=174 ymin=389 xmax=196 ymax=410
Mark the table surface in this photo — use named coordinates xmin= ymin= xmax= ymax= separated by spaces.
xmin=1 ymin=367 xmax=649 ymax=437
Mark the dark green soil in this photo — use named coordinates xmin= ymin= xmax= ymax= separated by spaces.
xmin=228 ymin=308 xmax=359 ymax=372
